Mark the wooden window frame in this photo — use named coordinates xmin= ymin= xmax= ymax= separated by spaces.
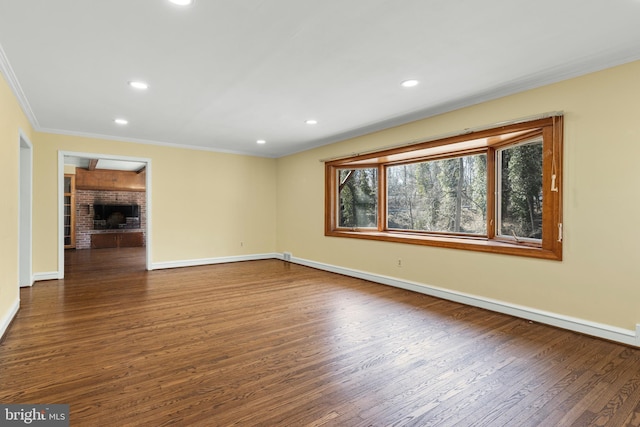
xmin=325 ymin=116 xmax=563 ymax=260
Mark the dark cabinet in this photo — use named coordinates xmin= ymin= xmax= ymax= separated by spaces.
xmin=91 ymin=232 xmax=143 ymax=249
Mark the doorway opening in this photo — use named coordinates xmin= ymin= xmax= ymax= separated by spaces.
xmin=58 ymin=151 xmax=152 ymax=279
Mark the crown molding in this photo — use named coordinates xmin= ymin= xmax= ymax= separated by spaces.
xmin=0 ymin=43 xmax=39 ymax=129
xmin=297 ymin=48 xmax=640 ymax=159
xmin=38 ymin=126 xmax=277 ymax=158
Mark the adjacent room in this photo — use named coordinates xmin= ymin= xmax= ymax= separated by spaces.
xmin=62 ymin=156 xmax=148 ymax=272
xmin=1 ymin=1 xmax=640 ymax=425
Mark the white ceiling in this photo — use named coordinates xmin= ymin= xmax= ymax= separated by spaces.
xmin=1 ymin=1 xmax=640 ymax=158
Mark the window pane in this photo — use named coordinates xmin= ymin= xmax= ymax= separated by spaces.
xmin=338 ymin=168 xmax=377 ymax=228
xmin=387 ymin=154 xmax=487 ymax=234
xmin=498 ymin=139 xmax=543 ymax=240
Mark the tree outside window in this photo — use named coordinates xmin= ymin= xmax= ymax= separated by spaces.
xmin=325 ymin=115 xmax=563 ymax=260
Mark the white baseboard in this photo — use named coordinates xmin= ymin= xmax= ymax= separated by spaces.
xmin=30 ymin=252 xmax=640 ymax=347
xmin=33 ymin=254 xmax=283 ymax=277
xmin=33 ymin=271 xmax=60 ymax=282
xmin=20 ymin=277 xmax=34 ymax=287
xmin=288 ymin=255 xmax=640 ymax=348
xmin=0 ymin=297 xmax=19 ymax=341
xmin=151 ymin=253 xmax=282 ymax=270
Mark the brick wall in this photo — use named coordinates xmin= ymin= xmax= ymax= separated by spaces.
xmin=75 ymin=190 xmax=146 ymax=249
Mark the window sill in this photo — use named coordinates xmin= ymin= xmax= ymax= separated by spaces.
xmin=325 ymin=229 xmax=562 ymax=261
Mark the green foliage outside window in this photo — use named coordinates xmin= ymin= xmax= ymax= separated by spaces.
xmin=387 ymin=155 xmax=487 ymax=234
xmin=338 ymin=169 xmax=377 ymax=228
xmin=499 ymin=139 xmax=543 ymax=240
xmin=326 ymin=115 xmax=562 ymax=260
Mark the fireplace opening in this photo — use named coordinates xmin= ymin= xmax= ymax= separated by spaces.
xmin=94 ymin=204 xmax=140 ymax=229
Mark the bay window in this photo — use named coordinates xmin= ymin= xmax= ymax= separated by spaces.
xmin=325 ymin=115 xmax=563 ymax=260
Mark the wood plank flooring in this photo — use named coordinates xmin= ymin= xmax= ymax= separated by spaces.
xmin=2 ymin=248 xmax=640 ymax=426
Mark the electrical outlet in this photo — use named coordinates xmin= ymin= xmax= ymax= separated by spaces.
xmin=283 ymin=252 xmax=292 ymax=262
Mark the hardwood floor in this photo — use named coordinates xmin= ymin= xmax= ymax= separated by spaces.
xmin=2 ymin=248 xmax=640 ymax=426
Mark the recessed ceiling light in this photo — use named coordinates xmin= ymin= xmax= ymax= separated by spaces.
xmin=305 ymin=119 xmax=318 ymax=125
xmin=256 ymin=139 xmax=266 ymax=144
xmin=401 ymin=79 xmax=419 ymax=88
xmin=169 ymin=0 xmax=194 ymax=5
xmin=114 ymin=118 xmax=128 ymax=125
xmin=128 ymin=81 xmax=149 ymax=90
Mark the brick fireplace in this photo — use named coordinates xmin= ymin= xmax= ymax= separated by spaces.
xmin=75 ymin=190 xmax=146 ymax=249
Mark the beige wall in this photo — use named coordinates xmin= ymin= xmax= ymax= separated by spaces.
xmin=0 ymin=71 xmax=33 ymax=323
xmin=32 ymin=133 xmax=278 ymax=272
xmin=277 ymin=60 xmax=640 ymax=331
